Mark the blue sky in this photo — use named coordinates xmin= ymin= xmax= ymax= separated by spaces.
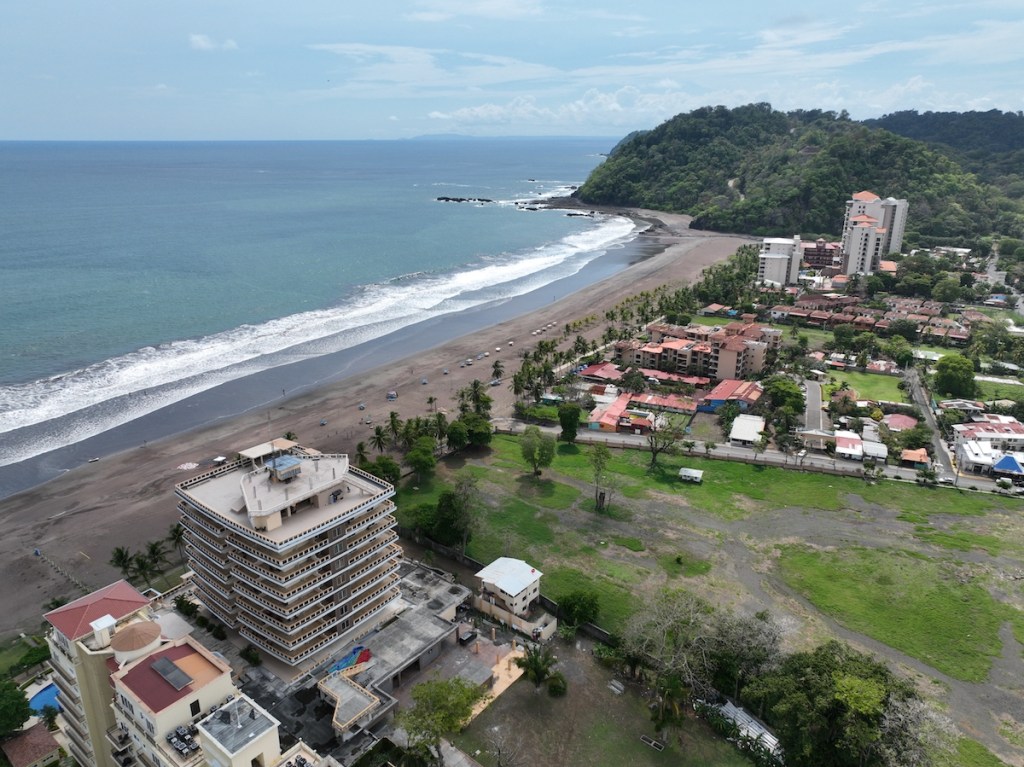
xmin=3 ymin=0 xmax=1022 ymax=140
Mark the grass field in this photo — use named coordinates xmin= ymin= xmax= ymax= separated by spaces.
xmin=824 ymin=369 xmax=907 ymax=402
xmin=394 ymin=430 xmax=1024 ymax=758
xmin=777 ymin=546 xmax=1013 ymax=682
xmin=975 ymin=377 xmax=1024 ymax=402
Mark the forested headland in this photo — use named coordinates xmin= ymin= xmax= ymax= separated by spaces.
xmin=574 ymin=103 xmax=1024 ymax=247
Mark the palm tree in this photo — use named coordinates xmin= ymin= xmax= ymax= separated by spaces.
xmin=355 ymin=441 xmax=369 ymax=466
xmin=166 ymin=523 xmax=186 ymax=566
xmin=388 ymin=411 xmax=403 ymax=445
xmin=703 ymin=440 xmax=717 ymax=457
xmin=145 ymin=539 xmax=168 ymax=570
xmin=131 ymin=553 xmax=157 ymax=589
xmin=491 ymin=360 xmax=504 ymax=381
xmin=514 ymin=644 xmax=557 ymax=689
xmin=433 ymin=412 xmax=448 ymax=451
xmin=370 ymin=426 xmax=388 ymax=454
xmin=109 ymin=546 xmax=134 ymax=580
xmin=427 ymin=395 xmax=437 ymax=413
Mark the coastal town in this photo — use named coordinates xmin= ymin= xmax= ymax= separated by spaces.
xmin=4 ymin=184 xmax=1024 ymax=767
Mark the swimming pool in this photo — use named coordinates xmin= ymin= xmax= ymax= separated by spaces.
xmin=29 ymin=683 xmax=61 ymax=713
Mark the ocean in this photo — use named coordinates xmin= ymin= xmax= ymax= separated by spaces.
xmin=0 ymin=138 xmax=646 ymax=497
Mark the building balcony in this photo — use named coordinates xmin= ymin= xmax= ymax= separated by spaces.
xmin=179 ymin=518 xmax=227 ymax=553
xmin=227 ymin=547 xmax=341 ymax=589
xmin=237 ymin=613 xmax=331 ymax=650
xmin=233 ymin=581 xmax=331 ymax=620
xmin=106 ymin=726 xmax=131 ymax=753
xmin=179 ymin=510 xmax=227 ymax=540
xmin=232 ymin=561 xmax=335 ymax=603
xmin=338 ymin=530 xmax=398 ymax=576
xmin=189 ymin=558 xmax=233 ymax=592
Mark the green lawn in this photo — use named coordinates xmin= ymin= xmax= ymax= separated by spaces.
xmin=824 ymin=370 xmax=906 ymax=402
xmin=975 ymin=377 xmax=1024 ymax=402
xmin=777 ymin=546 xmax=1010 ymax=682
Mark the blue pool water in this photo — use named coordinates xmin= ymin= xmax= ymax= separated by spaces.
xmin=29 ymin=683 xmax=61 ymax=713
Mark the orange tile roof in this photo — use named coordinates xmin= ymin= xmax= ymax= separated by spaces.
xmin=852 ymin=190 xmax=880 ymax=201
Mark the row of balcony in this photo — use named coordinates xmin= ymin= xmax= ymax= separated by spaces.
xmin=231 ymin=550 xmax=399 ymax=631
xmin=239 ymin=582 xmax=399 ymax=665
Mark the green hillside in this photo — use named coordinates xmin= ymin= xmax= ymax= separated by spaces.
xmin=574 ymin=103 xmax=1024 ymax=246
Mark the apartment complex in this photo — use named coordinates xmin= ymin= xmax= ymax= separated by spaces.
xmin=758 ymin=237 xmax=802 ymax=287
xmin=44 ymin=582 xmax=153 ymax=767
xmin=617 ymin=321 xmax=781 ymax=381
xmin=176 ymin=439 xmax=402 ymax=666
xmin=841 ymin=191 xmax=909 ymax=275
xmin=109 ymin=634 xmax=234 ymax=767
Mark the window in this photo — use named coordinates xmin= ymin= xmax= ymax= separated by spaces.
xmin=190 ymin=700 xmax=201 ymax=717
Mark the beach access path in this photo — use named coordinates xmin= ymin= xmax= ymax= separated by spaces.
xmin=0 ymin=210 xmax=753 ymax=637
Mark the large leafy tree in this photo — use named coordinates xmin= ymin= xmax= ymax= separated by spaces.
xmin=743 ymin=640 xmax=928 ymax=767
xmin=399 ymin=677 xmax=485 ymax=765
xmin=520 ymin=425 xmax=556 ymax=475
xmin=557 ymin=402 xmax=582 ymax=444
xmin=933 ymin=354 xmax=976 ymax=398
xmin=0 ymin=680 xmax=31 ymax=738
xmin=405 ymin=435 xmax=437 ymax=483
xmin=646 ymin=416 xmax=685 ymax=469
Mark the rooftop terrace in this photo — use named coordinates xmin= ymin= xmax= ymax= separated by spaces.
xmin=177 ymin=454 xmax=393 ymax=546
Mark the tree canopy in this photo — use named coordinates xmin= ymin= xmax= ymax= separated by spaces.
xmin=933 ymin=354 xmax=976 ymax=398
xmin=0 ymin=680 xmax=30 ymax=739
xmin=575 ymin=103 xmax=1024 ymax=245
xmin=398 ymin=677 xmax=485 ymax=765
xmin=520 ymin=425 xmax=556 ymax=475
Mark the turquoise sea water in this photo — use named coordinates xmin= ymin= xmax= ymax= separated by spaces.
xmin=0 ymin=138 xmax=632 ymax=474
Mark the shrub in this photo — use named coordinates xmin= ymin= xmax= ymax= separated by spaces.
xmin=546 ymin=671 xmax=568 ymax=697
xmin=174 ymin=596 xmax=199 ymax=618
xmin=210 ymin=624 xmax=227 ymax=641
xmin=196 ymin=615 xmax=210 ymax=629
xmin=240 ymin=645 xmax=262 ymax=666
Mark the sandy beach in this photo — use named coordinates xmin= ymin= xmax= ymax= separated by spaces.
xmin=0 ymin=210 xmax=752 ymax=637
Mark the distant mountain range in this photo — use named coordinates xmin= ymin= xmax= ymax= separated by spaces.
xmin=574 ymin=104 xmax=1024 ymax=247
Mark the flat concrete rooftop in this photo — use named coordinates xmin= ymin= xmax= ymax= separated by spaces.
xmin=177 ymin=455 xmax=392 ymax=545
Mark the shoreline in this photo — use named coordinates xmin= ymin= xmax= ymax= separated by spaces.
xmin=0 ymin=209 xmax=753 ymax=636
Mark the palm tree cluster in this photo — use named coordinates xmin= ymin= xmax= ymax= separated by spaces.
xmin=108 ymin=523 xmax=187 ymax=590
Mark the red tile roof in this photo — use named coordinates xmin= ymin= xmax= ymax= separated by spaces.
xmin=852 ymin=191 xmax=880 ymax=202
xmin=116 ymin=642 xmax=223 ymax=714
xmin=44 ymin=581 xmax=149 ymax=641
xmin=1 ymin=724 xmax=60 ymax=767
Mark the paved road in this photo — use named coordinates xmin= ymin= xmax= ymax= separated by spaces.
xmin=803 ymin=377 xmax=826 ymax=432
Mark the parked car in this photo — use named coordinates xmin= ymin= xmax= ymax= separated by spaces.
xmin=458 ymin=630 xmax=478 ymax=646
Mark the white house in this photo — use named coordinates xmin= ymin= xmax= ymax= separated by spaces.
xmin=475 ymin=558 xmax=542 ymax=618
xmin=729 ymin=414 xmax=766 ymax=448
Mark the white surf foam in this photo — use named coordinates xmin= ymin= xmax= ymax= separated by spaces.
xmin=0 ymin=213 xmax=636 ymax=466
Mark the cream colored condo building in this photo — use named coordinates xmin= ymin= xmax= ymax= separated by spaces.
xmin=176 ymin=439 xmax=402 ymax=666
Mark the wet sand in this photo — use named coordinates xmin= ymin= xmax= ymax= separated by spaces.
xmin=0 ymin=210 xmax=753 ymax=637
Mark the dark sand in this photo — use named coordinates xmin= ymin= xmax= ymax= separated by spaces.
xmin=0 ymin=210 xmax=752 ymax=636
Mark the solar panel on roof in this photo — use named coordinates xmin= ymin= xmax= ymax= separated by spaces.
xmin=152 ymin=656 xmax=193 ymax=691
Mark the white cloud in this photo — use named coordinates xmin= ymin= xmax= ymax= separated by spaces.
xmin=189 ymin=34 xmax=238 ymax=52
xmin=405 ymin=0 xmax=544 ymax=22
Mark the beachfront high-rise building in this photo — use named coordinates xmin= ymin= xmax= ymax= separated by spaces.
xmin=44 ymin=581 xmax=152 ymax=767
xmin=840 ymin=191 xmax=909 ymax=275
xmin=176 ymin=439 xmax=402 ymax=666
xmin=758 ymin=236 xmax=802 ymax=286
